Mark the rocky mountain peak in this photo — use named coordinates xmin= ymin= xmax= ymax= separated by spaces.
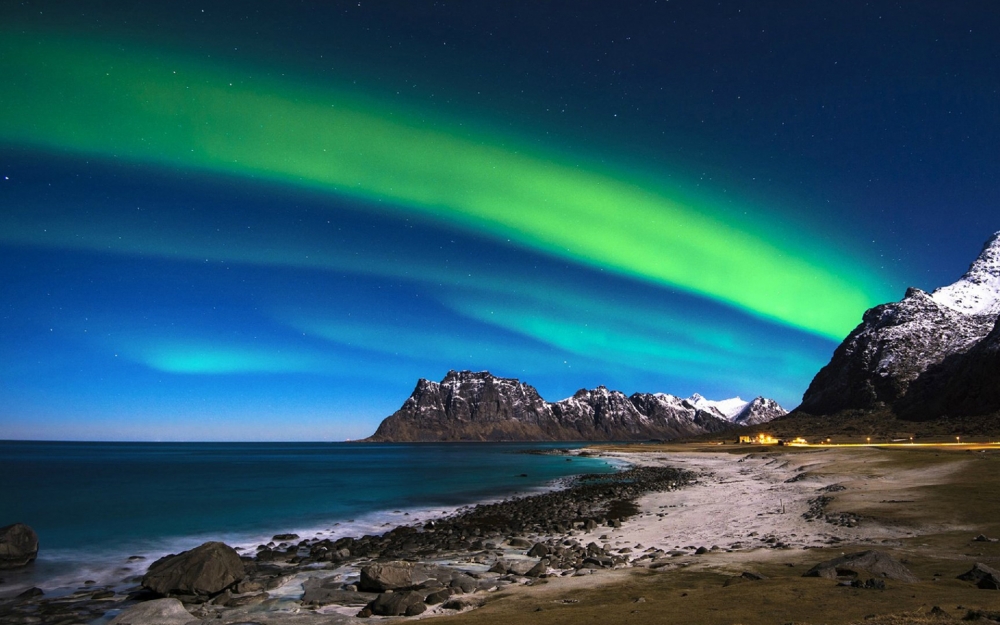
xmin=413 ymin=377 xmax=440 ymax=392
xmin=571 ymin=385 xmax=623 ymax=399
xmin=441 ymin=369 xmax=507 ymax=386
xmin=799 ymin=231 xmax=1000 ymax=419
xmin=733 ymin=397 xmax=787 ymax=426
xmin=930 ymin=231 xmax=1000 ymax=316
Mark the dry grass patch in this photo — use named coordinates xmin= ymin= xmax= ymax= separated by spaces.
xmin=433 ymin=567 xmax=1000 ymax=625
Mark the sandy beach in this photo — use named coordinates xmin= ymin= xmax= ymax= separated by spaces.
xmin=598 ymin=447 xmax=930 ymax=559
xmin=430 ymin=444 xmax=1000 ymax=625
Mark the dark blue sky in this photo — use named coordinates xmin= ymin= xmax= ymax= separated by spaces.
xmin=1 ymin=1 xmax=997 ymax=440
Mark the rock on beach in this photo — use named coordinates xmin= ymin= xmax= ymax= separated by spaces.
xmin=141 ymin=541 xmax=245 ymax=597
xmin=368 ymin=590 xmax=426 ymax=616
xmin=493 ymin=559 xmax=538 ymax=576
xmin=358 ymin=561 xmax=414 ymax=592
xmin=802 ymin=550 xmax=918 ymax=582
xmin=958 ymin=563 xmax=1000 ymax=589
xmin=0 ymin=523 xmax=39 ymax=569
xmin=108 ymin=598 xmax=199 ymax=625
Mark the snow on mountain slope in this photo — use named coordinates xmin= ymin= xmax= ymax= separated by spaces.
xmin=687 ymin=393 xmax=750 ymax=421
xmin=931 ymin=231 xmax=1000 ymax=316
xmin=731 ymin=397 xmax=788 ymax=426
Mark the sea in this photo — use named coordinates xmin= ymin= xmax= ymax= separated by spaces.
xmin=0 ymin=441 xmax=619 ymax=597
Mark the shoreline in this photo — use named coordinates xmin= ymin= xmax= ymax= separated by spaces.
xmin=0 ymin=450 xmax=689 ymax=624
xmin=4 ymin=444 xmax=1000 ymax=625
xmin=0 ymin=443 xmax=617 ymax=599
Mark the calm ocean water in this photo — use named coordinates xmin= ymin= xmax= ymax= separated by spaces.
xmin=0 ymin=441 xmax=616 ymax=594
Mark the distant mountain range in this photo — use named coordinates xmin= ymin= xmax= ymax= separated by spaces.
xmin=798 ymin=231 xmax=1000 ymax=421
xmin=366 ymin=370 xmax=786 ymax=442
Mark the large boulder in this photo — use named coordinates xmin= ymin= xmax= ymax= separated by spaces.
xmin=141 ymin=542 xmax=245 ymax=597
xmin=368 ymin=590 xmax=426 ymax=616
xmin=958 ymin=563 xmax=1000 ymax=589
xmin=301 ymin=577 xmax=377 ymax=606
xmin=0 ymin=523 xmax=39 ymax=569
xmin=803 ymin=550 xmax=918 ymax=582
xmin=527 ymin=543 xmax=550 ymax=557
xmin=108 ymin=598 xmax=199 ymax=625
xmin=358 ymin=561 xmax=413 ymax=592
xmin=491 ymin=558 xmax=537 ymax=575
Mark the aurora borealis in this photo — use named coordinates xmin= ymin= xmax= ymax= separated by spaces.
xmin=2 ymin=2 xmax=998 ymax=440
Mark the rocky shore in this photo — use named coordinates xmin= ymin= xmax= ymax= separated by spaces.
xmin=0 ymin=463 xmax=695 ymax=625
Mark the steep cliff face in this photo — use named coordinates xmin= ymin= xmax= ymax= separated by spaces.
xmin=549 ymin=386 xmax=652 ymax=440
xmin=367 ymin=371 xmax=786 ymax=442
xmin=798 ymin=288 xmax=995 ymax=413
xmin=799 ymin=232 xmax=1000 ymax=418
xmin=366 ymin=370 xmax=557 ymax=441
xmin=897 ymin=317 xmax=1000 ymax=420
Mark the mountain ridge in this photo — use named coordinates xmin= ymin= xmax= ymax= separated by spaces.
xmin=366 ymin=370 xmax=787 ymax=442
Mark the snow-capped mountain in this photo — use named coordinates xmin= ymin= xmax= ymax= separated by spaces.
xmin=682 ymin=393 xmax=786 ymax=426
xmin=799 ymin=232 xmax=1000 ymax=418
xmin=931 ymin=231 xmax=1000 ymax=316
xmin=366 ymin=370 xmax=786 ymax=441
xmin=687 ymin=393 xmax=749 ymax=420
xmin=730 ymin=397 xmax=789 ymax=426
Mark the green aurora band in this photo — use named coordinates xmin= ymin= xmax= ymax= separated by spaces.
xmin=0 ymin=32 xmax=891 ymax=339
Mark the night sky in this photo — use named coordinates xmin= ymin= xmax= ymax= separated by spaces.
xmin=2 ymin=2 xmax=998 ymax=441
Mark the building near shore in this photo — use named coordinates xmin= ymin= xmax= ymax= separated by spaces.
xmin=738 ymin=433 xmax=778 ymax=444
